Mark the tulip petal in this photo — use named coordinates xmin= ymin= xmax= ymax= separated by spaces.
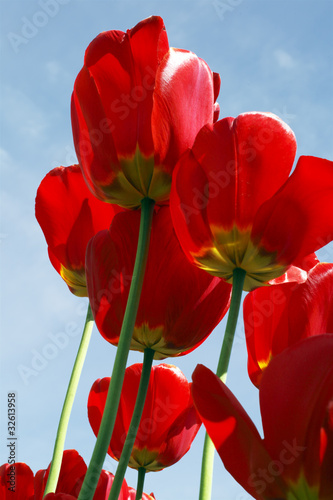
xmin=86 ymin=207 xmax=231 ymax=358
xmin=244 ymin=280 xmax=295 ymax=388
xmin=184 ymin=113 xmax=296 ymax=231
xmin=252 ymin=156 xmax=333 ymax=264
xmin=0 ymin=463 xmax=34 ymax=499
xmin=259 ymin=334 xmax=333 ymax=493
xmin=76 ymin=16 xmax=168 ymax=160
xmin=192 ymin=364 xmax=285 ymax=499
xmin=152 ymin=48 xmax=216 ymax=172
xmin=34 ymin=450 xmax=86 ymax=499
xmin=245 ymin=263 xmax=333 ymax=387
xmin=35 ymin=165 xmax=121 ymax=295
xmin=88 ymin=364 xmax=200 ymax=472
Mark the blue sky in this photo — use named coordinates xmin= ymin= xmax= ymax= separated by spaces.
xmin=1 ymin=1 xmax=332 ymax=499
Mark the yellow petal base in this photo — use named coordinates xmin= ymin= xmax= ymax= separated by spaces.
xmin=192 ymin=225 xmax=288 ymax=291
xmin=99 ymin=147 xmax=172 ymax=209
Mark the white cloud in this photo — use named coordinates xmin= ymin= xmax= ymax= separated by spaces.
xmin=45 ymin=60 xmax=70 ymax=84
xmin=274 ymin=49 xmax=296 ymax=69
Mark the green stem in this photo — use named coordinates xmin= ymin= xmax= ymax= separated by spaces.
xmin=78 ymin=198 xmax=155 ymax=500
xmin=216 ymin=268 xmax=246 ymax=381
xmin=43 ymin=304 xmax=94 ymax=497
xmin=198 ymin=434 xmax=215 ymax=500
xmin=135 ymin=468 xmax=146 ymax=500
xmin=198 ymin=267 xmax=246 ymax=500
xmin=108 ymin=348 xmax=154 ymax=500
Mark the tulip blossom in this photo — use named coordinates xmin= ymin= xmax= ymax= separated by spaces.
xmin=86 ymin=206 xmax=231 ymax=359
xmin=244 ymin=261 xmax=333 ymax=387
xmin=71 ymin=16 xmax=220 ymax=209
xmin=170 ymin=112 xmax=333 ymax=290
xmin=88 ymin=363 xmax=201 ymax=471
xmin=0 ymin=449 xmax=154 ymax=499
xmin=192 ymin=335 xmax=333 ymax=500
xmin=35 ymin=165 xmax=122 ymax=296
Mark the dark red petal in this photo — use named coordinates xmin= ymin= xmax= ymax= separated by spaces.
xmin=288 ymin=263 xmax=333 ymax=338
xmin=74 ymin=17 xmax=168 ymax=160
xmin=252 ymin=156 xmax=333 ymax=264
xmin=244 ymin=280 xmax=296 ymax=388
xmin=152 ymin=48 xmax=216 ymax=172
xmin=260 ymin=335 xmax=333 ymax=490
xmin=158 ymin=398 xmax=201 ymax=467
xmin=138 ymin=364 xmax=197 ymax=457
xmin=94 ymin=469 xmax=129 ymax=500
xmin=87 ymin=378 xmax=115 ymax=458
xmin=0 ymin=463 xmax=34 ymax=499
xmin=88 ymin=364 xmax=199 ymax=470
xmin=71 ymin=71 xmax=120 ymax=197
xmin=34 ymin=450 xmax=86 ymax=499
xmin=245 ymin=262 xmax=333 ymax=388
xmin=86 ymin=227 xmax=129 ymax=346
xmin=212 ymin=72 xmax=221 ymax=104
xmin=192 ymin=364 xmax=284 ymax=499
xmin=35 ymin=165 xmax=121 ymax=275
xmin=86 ymin=207 xmax=231 ymax=357
xmin=320 ymin=399 xmax=333 ymax=498
xmin=204 ymin=113 xmax=296 ymax=230
xmin=170 ymin=146 xmax=216 ymax=261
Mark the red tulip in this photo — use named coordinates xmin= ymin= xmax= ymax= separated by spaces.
xmin=192 ymin=335 xmax=333 ymax=500
xmin=170 ymin=112 xmax=333 ymax=290
xmin=85 ymin=206 xmax=231 ymax=359
xmin=35 ymin=165 xmax=122 ymax=296
xmin=0 ymin=450 xmax=153 ymax=499
xmin=71 ymin=16 xmax=220 ymax=209
xmin=88 ymin=363 xmax=201 ymax=471
xmin=244 ymin=261 xmax=333 ymax=387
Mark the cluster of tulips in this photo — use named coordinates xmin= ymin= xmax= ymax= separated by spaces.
xmin=1 ymin=15 xmax=332 ymax=500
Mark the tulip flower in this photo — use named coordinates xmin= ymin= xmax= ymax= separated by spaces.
xmin=88 ymin=363 xmax=201 ymax=472
xmin=0 ymin=449 xmax=154 ymax=499
xmin=71 ymin=16 xmax=220 ymax=209
xmin=35 ymin=165 xmax=122 ymax=296
xmin=192 ymin=335 xmax=333 ymax=500
xmin=85 ymin=206 xmax=231 ymax=359
xmin=170 ymin=112 xmax=333 ymax=290
xmin=244 ymin=261 xmax=333 ymax=387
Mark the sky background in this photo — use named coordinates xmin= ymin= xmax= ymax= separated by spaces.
xmin=1 ymin=0 xmax=332 ymax=499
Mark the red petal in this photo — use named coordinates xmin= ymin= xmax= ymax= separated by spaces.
xmin=260 ymin=335 xmax=333 ymax=490
xmin=35 ymin=165 xmax=121 ymax=290
xmin=192 ymin=365 xmax=284 ymax=499
xmin=244 ymin=280 xmax=295 ymax=387
xmin=252 ymin=156 xmax=333 ymax=264
xmin=288 ymin=263 xmax=333 ymax=338
xmin=0 ymin=463 xmax=34 ymax=499
xmin=152 ymin=48 xmax=216 ymax=172
xmin=34 ymin=450 xmax=86 ymax=499
xmin=170 ymin=148 xmax=215 ymax=261
xmin=73 ymin=16 xmax=168 ymax=162
xmin=204 ymin=113 xmax=296 ymax=230
xmin=170 ymin=113 xmax=296 ymax=264
xmin=88 ymin=364 xmax=200 ymax=470
xmin=244 ymin=262 xmax=333 ymax=387
xmin=86 ymin=207 xmax=231 ymax=357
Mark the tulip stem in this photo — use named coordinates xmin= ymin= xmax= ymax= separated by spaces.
xmin=135 ymin=468 xmax=147 ymax=500
xmin=198 ymin=267 xmax=246 ymax=500
xmin=108 ymin=348 xmax=154 ymax=500
xmin=43 ymin=303 xmax=94 ymax=497
xmin=77 ymin=197 xmax=155 ymax=500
